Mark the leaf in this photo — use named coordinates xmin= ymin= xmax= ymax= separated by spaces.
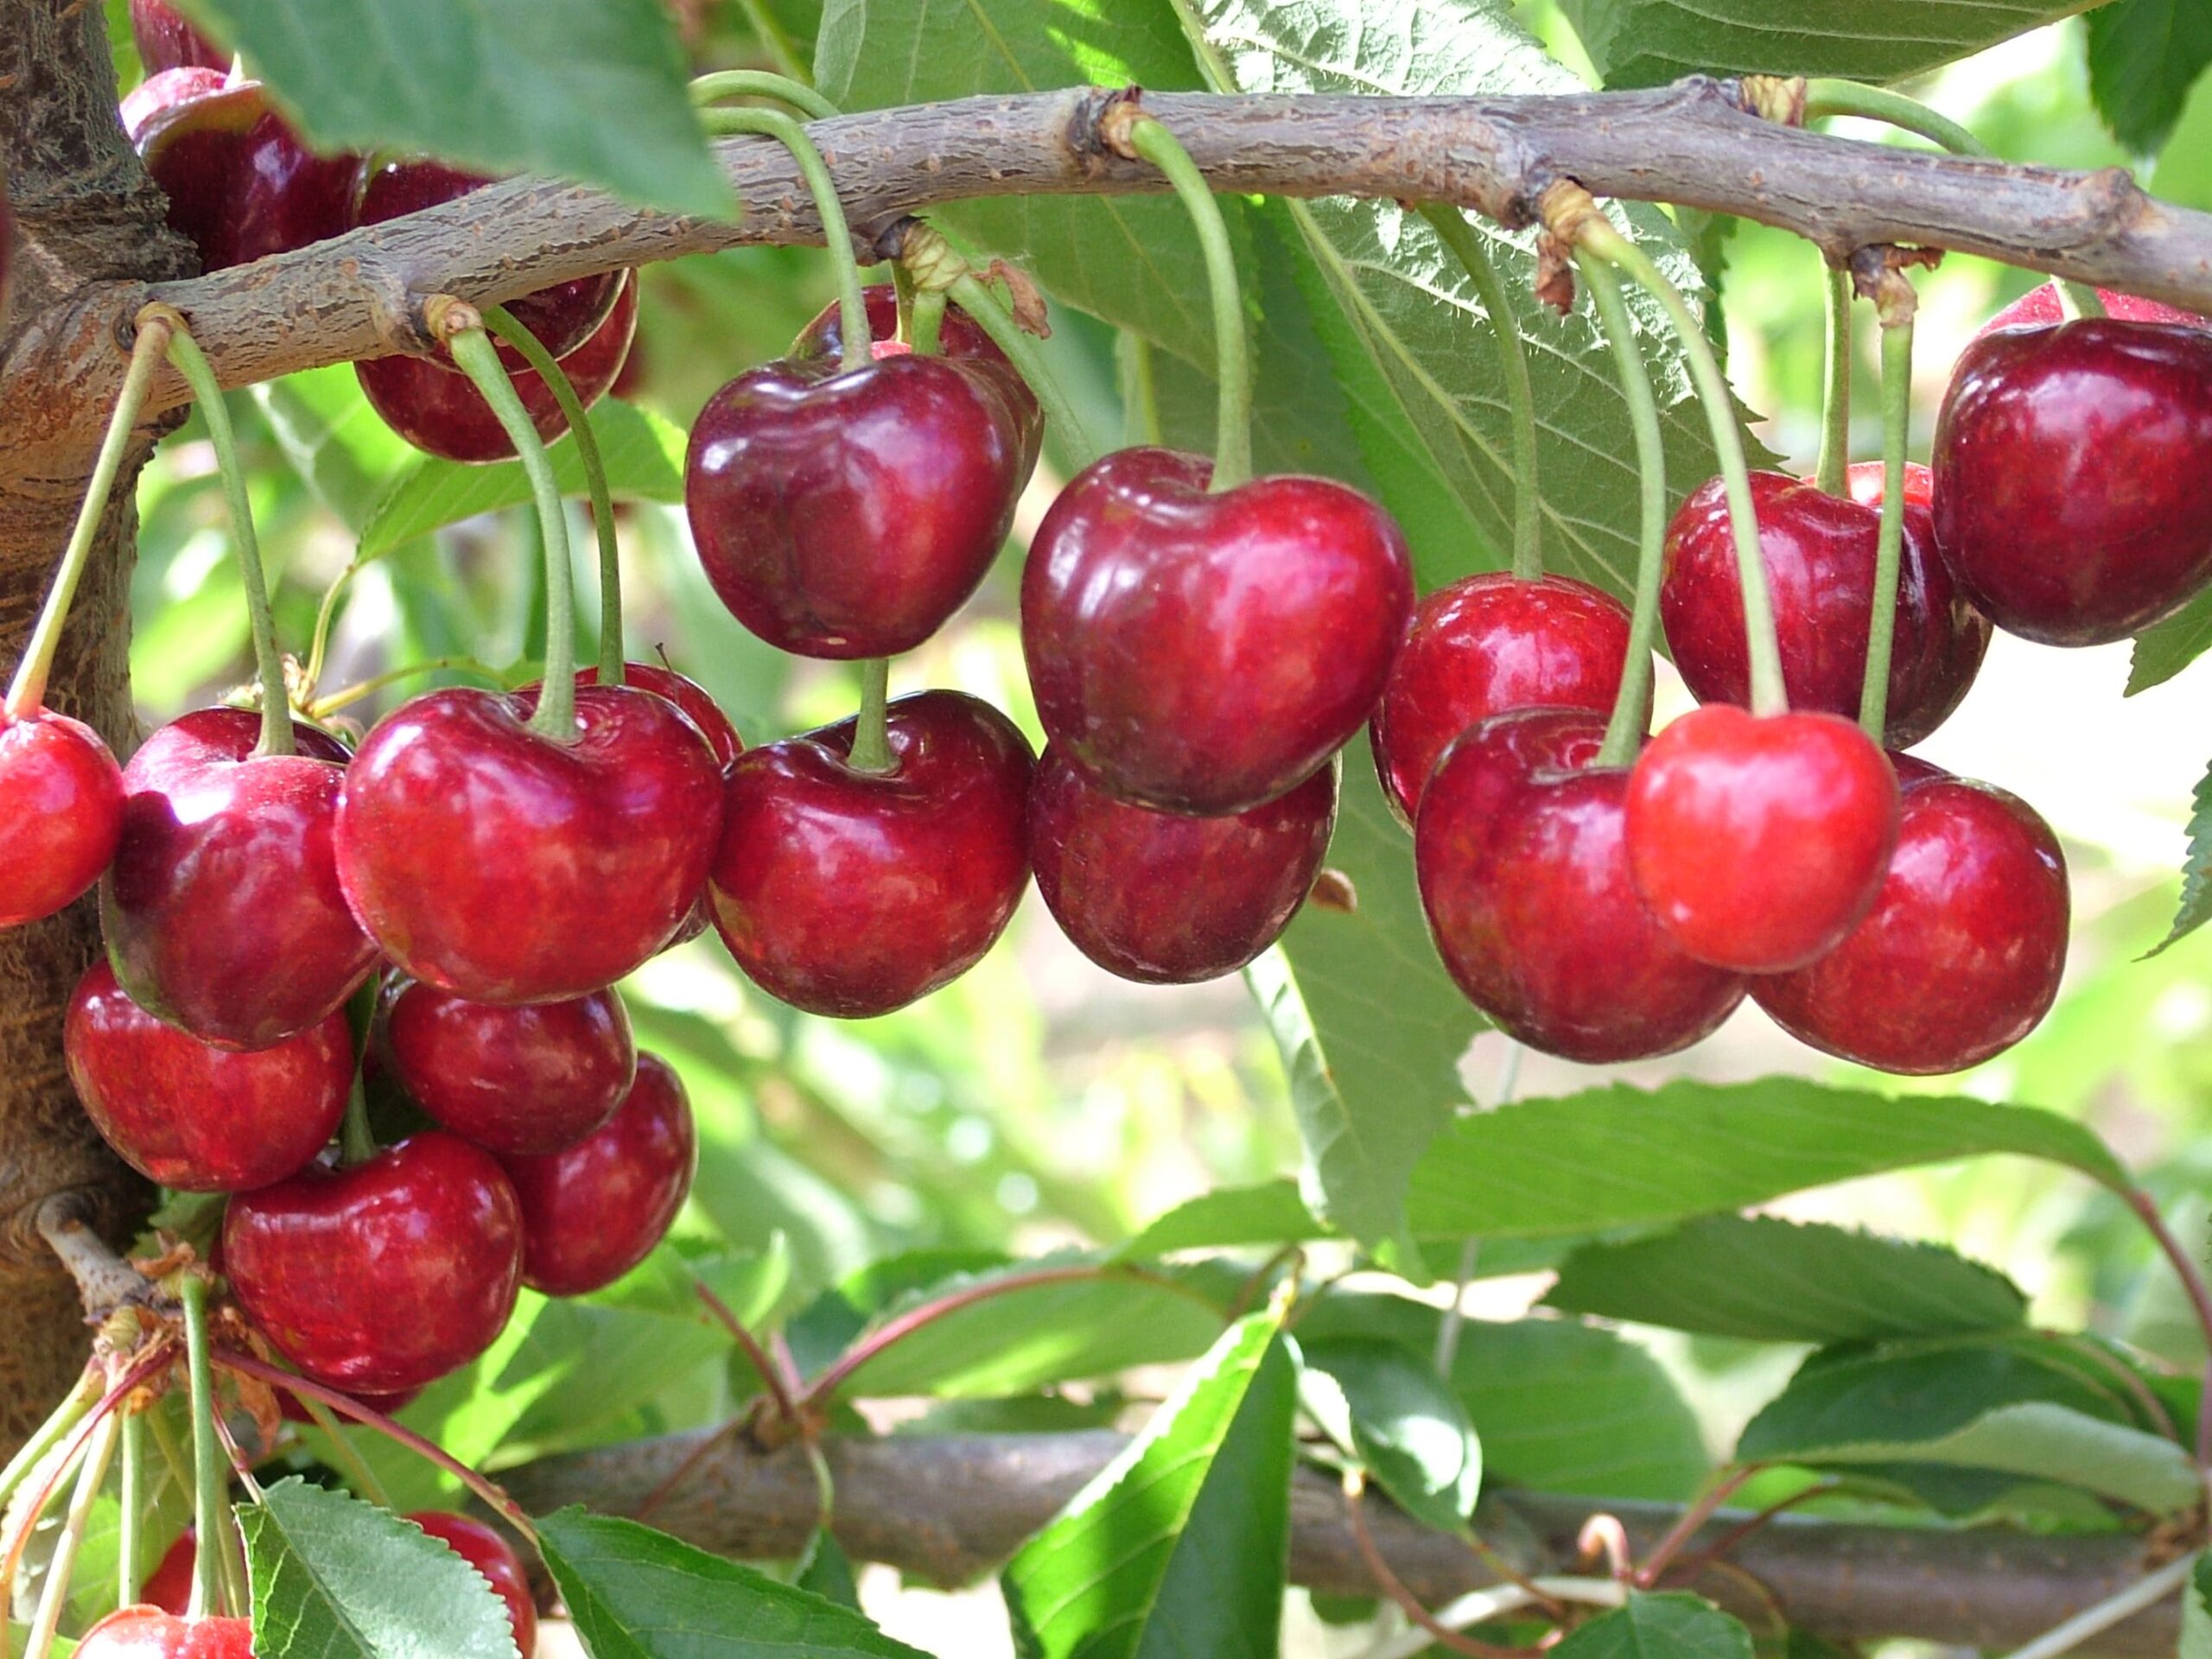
xmin=251 ymin=366 xmax=416 ymax=533
xmin=2184 ymin=1554 xmax=2212 ymax=1659
xmin=240 ymin=1478 xmax=519 ymax=1659
xmin=1543 ymin=1216 xmax=2029 ymax=1344
xmin=1404 ymin=1078 xmax=2128 ymax=1243
xmin=2087 ymin=0 xmax=2212 ymax=156
xmin=795 ymin=1531 xmax=862 ymax=1610
xmin=1549 ymin=1594 xmax=1754 ymax=1659
xmin=1120 ymin=1180 xmax=1325 ymax=1258
xmin=2149 ymin=760 xmax=2212 ymax=957
xmin=537 ymin=1510 xmax=932 ymax=1658
xmin=1002 ymin=1309 xmax=1295 ymax=1659
xmin=2126 ymin=586 xmax=2212 ymax=693
xmin=1301 ymin=1337 xmax=1481 ymax=1533
xmin=172 ymin=0 xmax=730 ymax=215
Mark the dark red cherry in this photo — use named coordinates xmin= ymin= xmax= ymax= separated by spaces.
xmin=1754 ymin=765 xmax=2068 ymax=1074
xmin=1024 ymin=448 xmax=1414 ymax=816
xmin=65 ymin=959 xmax=348 ymax=1192
xmin=499 ymin=1052 xmax=696 ymax=1296
xmin=791 ymin=283 xmax=1039 ymax=423
xmin=1415 ymin=709 xmax=1744 ymax=1063
xmin=1977 ymin=281 xmax=2208 ymax=338
xmin=1624 ymin=706 xmax=1898 ymax=974
xmin=1932 ymin=320 xmax=2212 ymax=645
xmin=122 ymin=69 xmax=359 ymax=271
xmin=1028 ymin=747 xmax=1335 ymax=984
xmin=411 ymin=1513 xmax=538 ymax=1656
xmin=709 ymin=690 xmax=1032 ymax=1018
xmin=1660 ymin=472 xmax=1989 ymax=749
xmin=1841 ymin=458 xmax=1935 ymax=512
xmin=380 ymin=977 xmax=635 ymax=1156
xmin=130 ymin=0 xmax=227 ymax=71
xmin=335 ymin=682 xmax=722 ymax=1006
xmin=577 ymin=662 xmax=742 ymax=766
xmin=1370 ymin=573 xmax=1632 ymax=827
xmin=0 ymin=708 xmax=123 ymax=927
xmin=75 ymin=1609 xmax=254 ymax=1657
xmin=223 ymin=1132 xmax=523 ymax=1393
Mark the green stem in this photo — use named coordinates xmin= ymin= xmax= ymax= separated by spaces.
xmin=1815 ymin=266 xmax=1853 ymax=497
xmin=0 ymin=1376 xmax=94 ymax=1516
xmin=2056 ymin=279 xmax=2108 ymax=321
xmin=687 ymin=68 xmax=836 ymax=122
xmin=338 ymin=1082 xmax=377 ymax=1167
xmin=1802 ymin=79 xmax=1994 ymax=156
xmin=23 ymin=1414 xmax=118 ymax=1659
xmin=303 ymin=556 xmax=360 ymax=695
xmin=118 ymin=1409 xmax=143 ymax=1607
xmin=906 ymin=288 xmax=947 ymax=357
xmin=1577 ymin=216 xmax=1787 ymax=716
xmin=947 ymin=272 xmax=1104 ymax=469
xmin=848 ymin=658 xmax=892 ymax=775
xmin=308 ymin=654 xmax=506 ymax=719
xmin=5 ymin=315 xmax=175 ymax=717
xmin=446 ymin=322 xmax=577 ymax=741
xmin=162 ymin=319 xmax=295 ymax=758
xmin=700 ymin=107 xmax=870 ymax=372
xmin=1421 ymin=204 xmax=1541 ymax=581
xmin=1123 ymin=116 xmax=1251 ymax=491
xmin=484 ymin=303 xmax=623 ymax=683
xmin=1859 ymin=305 xmax=1915 ymax=742
xmin=1580 ymin=253 xmax=1666 ymax=769
xmin=180 ymin=1276 xmax=230 ymax=1619
xmin=295 ymin=1392 xmax=394 ymax=1509
xmin=1120 ymin=330 xmax=1163 ymax=448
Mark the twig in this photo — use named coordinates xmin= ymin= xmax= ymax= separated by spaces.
xmin=1634 ymin=1465 xmax=1758 ymax=1586
xmin=1345 ymin=1474 xmax=1545 ymax=1659
xmin=35 ymin=1196 xmax=160 ymax=1322
xmin=695 ymin=1283 xmax=803 ymax=1429
xmin=1994 ymin=1551 xmax=2200 ymax=1659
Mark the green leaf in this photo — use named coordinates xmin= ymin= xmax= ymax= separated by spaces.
xmin=795 ymin=1531 xmax=862 ymax=1610
xmin=252 ymin=366 xmax=416 ymax=534
xmin=2126 ymin=586 xmax=2212 ymax=693
xmin=1120 ymin=1180 xmax=1325 ymax=1258
xmin=537 ymin=1510 xmax=932 ymax=1658
xmin=1550 ymin=1594 xmax=1754 ymax=1659
xmin=173 ymin=0 xmax=730 ymax=215
xmin=2184 ymin=1554 xmax=2212 ymax=1659
xmin=359 ymin=400 xmax=688 ymax=557
xmin=1543 ymin=1216 xmax=2028 ymax=1344
xmin=1404 ymin=1078 xmax=2128 ymax=1243
xmin=2149 ymin=760 xmax=2212 ymax=957
xmin=241 ymin=1478 xmax=520 ymax=1659
xmin=2087 ymin=0 xmax=2212 ymax=156
xmin=1003 ymin=1310 xmax=1295 ymax=1659
xmin=1301 ymin=1337 xmax=1481 ymax=1532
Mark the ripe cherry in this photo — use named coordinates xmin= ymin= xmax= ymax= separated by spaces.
xmin=141 ymin=1529 xmax=199 ymax=1615
xmin=1842 ymin=457 xmax=1933 ymax=512
xmin=224 ymin=1131 xmax=524 ymax=1394
xmin=130 ymin=0 xmax=226 ymax=71
xmin=791 ymin=283 xmax=1040 ymax=424
xmin=1977 ymin=281 xmax=2207 ymax=338
xmin=1415 ymin=709 xmax=1744 ymax=1063
xmin=577 ymin=662 xmax=742 ymax=767
xmin=1028 ymin=747 xmax=1336 ymax=984
xmin=500 ymin=1052 xmax=696 ymax=1296
xmin=1624 ymin=706 xmax=1898 ymax=973
xmin=0 ymin=708 xmax=123 ymax=928
xmin=102 ymin=708 xmax=374 ymax=1051
xmin=1370 ymin=572 xmax=1633 ymax=826
xmin=335 ymin=681 xmax=723 ymax=1006
xmin=1754 ymin=763 xmax=2069 ymax=1074
xmin=1660 ymin=472 xmax=1988 ymax=749
xmin=1023 ymin=448 xmax=1414 ymax=815
xmin=75 ymin=1609 xmax=254 ymax=1657
xmin=412 ymin=1513 xmax=538 ymax=1656
xmin=1932 ymin=319 xmax=2212 ymax=645
xmin=709 ymin=690 xmax=1033 ymax=1019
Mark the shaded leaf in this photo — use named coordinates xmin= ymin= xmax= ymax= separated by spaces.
xmin=1550 ymin=1594 xmax=1754 ymax=1659
xmin=2087 ymin=0 xmax=2212 ymax=155
xmin=251 ymin=366 xmax=416 ymax=534
xmin=2184 ymin=1554 xmax=2212 ymax=1659
xmin=795 ymin=1531 xmax=861 ymax=1610
xmin=1301 ymin=1337 xmax=1481 ymax=1532
xmin=2149 ymin=760 xmax=2212 ymax=956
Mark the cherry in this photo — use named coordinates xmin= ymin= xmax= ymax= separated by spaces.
xmin=1977 ymin=281 xmax=2207 ymax=338
xmin=1754 ymin=763 xmax=2069 ymax=1074
xmin=99 ymin=708 xmax=373 ymax=1051
xmin=224 ymin=1131 xmax=524 ymax=1393
xmin=411 ymin=1512 xmax=538 ymax=1656
xmin=1624 ymin=705 xmax=1898 ymax=974
xmin=0 ymin=708 xmax=123 ymax=927
xmin=499 ymin=1052 xmax=696 ymax=1296
xmin=1369 ymin=573 xmax=1632 ymax=826
xmin=708 ymin=690 xmax=1033 ymax=1018
xmin=335 ymin=681 xmax=722 ymax=1006
xmin=1932 ymin=319 xmax=2212 ymax=645
xmin=1842 ymin=457 xmax=1934 ymax=512
xmin=1415 ymin=709 xmax=1744 ymax=1063
xmin=577 ymin=662 xmax=742 ymax=767
xmin=122 ymin=69 xmax=359 ymax=272
xmin=64 ymin=959 xmax=348 ymax=1192
xmin=1028 ymin=747 xmax=1336 ymax=984
xmin=130 ymin=0 xmax=227 ymax=71
xmin=1660 ymin=471 xmax=1988 ymax=749
xmin=791 ymin=283 xmax=1039 ymax=423
xmin=379 ymin=976 xmax=635 ymax=1156
xmin=1023 ymin=448 xmax=1414 ymax=815
xmin=142 ymin=1529 xmax=198 ymax=1615
xmin=75 ymin=1609 xmax=254 ymax=1657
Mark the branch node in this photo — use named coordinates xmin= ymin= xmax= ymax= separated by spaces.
xmin=1848 ymin=244 xmax=1940 ymax=319
xmin=1094 ymin=86 xmax=1149 ymax=162
xmin=423 ymin=293 xmax=483 ymax=344
xmin=1738 ymin=75 xmax=1808 ymax=127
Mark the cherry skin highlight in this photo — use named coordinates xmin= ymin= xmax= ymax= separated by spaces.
xmin=1023 ymin=448 xmax=1414 ymax=815
xmin=411 ymin=1513 xmax=538 ymax=1657
xmin=1842 ymin=457 xmax=1935 ymax=512
xmin=1029 ymin=747 xmax=1337 ymax=984
xmin=130 ymin=0 xmax=227 ymax=71
xmin=1370 ymin=572 xmax=1633 ymax=826
xmin=709 ymin=690 xmax=1033 ymax=1019
xmin=1624 ymin=706 xmax=1899 ymax=974
xmin=0 ymin=708 xmax=123 ymax=928
xmin=74 ymin=1609 xmax=255 ymax=1657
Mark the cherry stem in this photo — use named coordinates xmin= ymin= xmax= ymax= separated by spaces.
xmin=308 ymin=654 xmax=506 ymax=719
xmin=1122 ymin=115 xmax=1252 ymax=492
xmin=1858 ymin=284 xmax=1916 ymax=741
xmin=946 ymin=270 xmax=1106 ymax=468
xmin=1342 ymin=1473 xmax=1529 ymax=1659
xmin=294 ymin=1389 xmax=395 ymax=1509
xmin=1814 ymin=267 xmax=1853 ymax=497
xmin=180 ymin=1275 xmax=232 ymax=1619
xmin=1579 ymin=253 xmax=1666 ymax=770
xmin=688 ymin=69 xmax=838 ymax=122
xmin=0 ymin=1376 xmax=96 ymax=1517
xmin=2055 ymin=280 xmax=2108 ymax=321
xmin=694 ymin=1282 xmax=803 ymax=1428
xmin=1121 ymin=331 xmax=1164 ymax=448
xmin=338 ymin=1081 xmax=377 ymax=1167
xmin=1801 ymin=79 xmax=1993 ymax=157
xmin=303 ymin=555 xmax=363 ymax=696
xmin=484 ymin=304 xmax=623 ymax=685
xmin=699 ymin=107 xmax=870 ymax=372
xmin=118 ymin=1408 xmax=143 ymax=1607
xmin=2120 ymin=1186 xmax=2212 ymax=1476
xmin=906 ymin=287 xmax=947 ymax=356
xmin=22 ymin=1412 xmax=118 ymax=1659
xmin=847 ymin=658 xmax=893 ymax=776
xmin=1631 ymin=1461 xmax=1757 ymax=1586
xmin=4 ymin=312 xmax=174 ymax=719
xmin=442 ymin=317 xmax=577 ymax=742
xmin=1421 ymin=205 xmax=1541 ymax=582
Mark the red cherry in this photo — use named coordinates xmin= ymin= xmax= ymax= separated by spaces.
xmin=139 ymin=1529 xmax=200 ymax=1616
xmin=122 ymin=69 xmax=359 ymax=271
xmin=75 ymin=1608 xmax=254 ymax=1657
xmin=1415 ymin=709 xmax=1744 ymax=1062
xmin=1977 ymin=281 xmax=2208 ymax=338
xmin=576 ymin=663 xmax=742 ymax=767
xmin=1932 ymin=320 xmax=2212 ymax=645
xmin=64 ymin=959 xmax=348 ymax=1192
xmin=0 ymin=707 xmax=123 ymax=927
xmin=1624 ymin=706 xmax=1898 ymax=974
xmin=410 ymin=1512 xmax=538 ymax=1656
xmin=101 ymin=709 xmax=374 ymax=1051
xmin=499 ymin=1052 xmax=696 ymax=1296
xmin=791 ymin=283 xmax=1039 ymax=425
xmin=1023 ymin=448 xmax=1414 ymax=815
xmin=708 ymin=690 xmax=1033 ymax=1019
xmin=380 ymin=977 xmax=635 ymax=1156
xmin=335 ymin=682 xmax=723 ymax=1006
xmin=224 ymin=1132 xmax=524 ymax=1393
xmin=1028 ymin=747 xmax=1336 ymax=984
xmin=130 ymin=0 xmax=228 ymax=71
xmin=1842 ymin=458 xmax=1934 ymax=512
xmin=1754 ymin=764 xmax=2069 ymax=1074
xmin=1369 ymin=573 xmax=1633 ymax=826
xmin=1660 ymin=472 xmax=1988 ymax=750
